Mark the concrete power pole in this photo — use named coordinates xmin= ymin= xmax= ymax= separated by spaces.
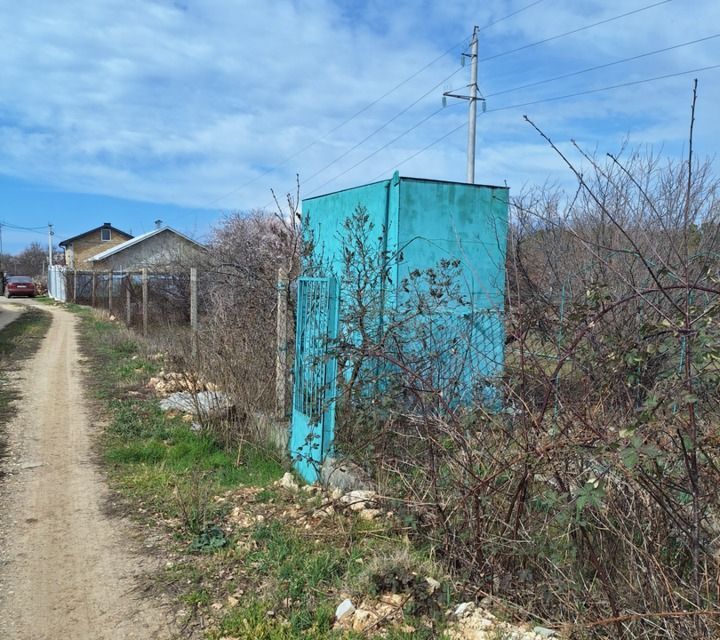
xmin=48 ymin=223 xmax=54 ymax=266
xmin=466 ymin=26 xmax=479 ymax=183
xmin=443 ymin=26 xmax=484 ymax=184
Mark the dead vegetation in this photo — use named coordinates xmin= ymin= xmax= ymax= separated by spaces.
xmin=323 ymin=92 xmax=720 ymax=637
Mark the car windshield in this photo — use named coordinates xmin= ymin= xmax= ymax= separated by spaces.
xmin=7 ymin=276 xmax=33 ymax=283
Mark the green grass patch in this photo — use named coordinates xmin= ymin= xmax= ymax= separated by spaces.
xmin=213 ymin=600 xmax=352 ymax=640
xmin=0 ymin=307 xmax=51 ymax=364
xmin=104 ymin=419 xmax=283 ymax=514
xmin=210 ymin=516 xmax=448 ymax=640
xmin=248 ymin=521 xmax=360 ymax=600
xmin=0 ymin=308 xmax=52 ymax=472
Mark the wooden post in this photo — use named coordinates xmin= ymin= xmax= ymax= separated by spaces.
xmin=275 ymin=267 xmax=289 ymax=417
xmin=91 ymin=271 xmax=96 ymax=307
xmin=190 ymin=267 xmax=198 ymax=357
xmin=142 ymin=268 xmax=148 ymax=337
xmin=72 ymin=270 xmax=78 ymax=303
xmin=107 ymin=271 xmax=113 ymax=312
xmin=125 ymin=273 xmax=132 ymax=326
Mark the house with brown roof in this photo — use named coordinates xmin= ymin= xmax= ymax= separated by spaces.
xmin=59 ymin=223 xmax=133 ymax=269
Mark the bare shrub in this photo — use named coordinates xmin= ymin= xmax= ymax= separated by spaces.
xmin=168 ymin=205 xmax=302 ymax=449
xmin=330 ymin=89 xmax=720 ymax=637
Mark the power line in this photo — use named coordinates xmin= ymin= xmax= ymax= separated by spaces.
xmin=479 ymin=0 xmax=546 ymax=31
xmin=306 ymin=102 xmax=463 ymax=197
xmin=303 ymin=67 xmax=467 ymax=187
xmin=0 ymin=221 xmax=47 ymax=234
xmin=486 ymin=63 xmax=720 ymax=114
xmin=205 ymin=40 xmax=471 ymax=208
xmin=480 ymin=0 xmax=672 ymax=63
xmin=366 ymin=63 xmax=720 ymax=184
xmin=292 ymin=1 xmax=674 ymax=197
xmin=213 ymin=0 xmax=673 ymax=208
xmin=486 ymin=33 xmax=720 ymax=98
xmin=368 ymin=121 xmax=469 ymax=183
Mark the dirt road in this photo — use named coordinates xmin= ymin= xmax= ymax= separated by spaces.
xmin=0 ymin=301 xmax=172 ymax=640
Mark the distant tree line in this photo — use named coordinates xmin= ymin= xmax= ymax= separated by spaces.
xmin=1 ymin=241 xmax=62 ymax=277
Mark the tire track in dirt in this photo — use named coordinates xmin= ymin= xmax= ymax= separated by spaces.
xmin=0 ymin=302 xmax=173 ymax=640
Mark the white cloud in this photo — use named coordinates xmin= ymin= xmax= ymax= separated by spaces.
xmin=0 ymin=0 xmax=717 ymax=221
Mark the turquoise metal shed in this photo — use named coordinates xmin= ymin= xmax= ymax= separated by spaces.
xmin=291 ymin=172 xmax=509 ymax=482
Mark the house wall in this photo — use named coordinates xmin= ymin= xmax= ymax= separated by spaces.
xmin=92 ymin=230 xmax=204 ymax=272
xmin=67 ymin=229 xmax=133 ymax=269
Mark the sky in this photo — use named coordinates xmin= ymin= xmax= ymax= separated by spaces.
xmin=0 ymin=0 xmax=718 ymax=254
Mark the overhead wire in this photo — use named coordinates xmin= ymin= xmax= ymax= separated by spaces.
xmin=305 ymin=102 xmax=463 ymax=197
xmin=367 ymin=121 xmax=469 ymax=183
xmin=217 ymin=0 xmax=677 ymax=207
xmin=485 ymin=33 xmax=720 ymax=98
xmin=0 ymin=221 xmax=48 ymax=234
xmin=367 ymin=62 xmax=720 ymax=182
xmin=485 ymin=62 xmax=720 ymax=114
xmin=479 ymin=0 xmax=673 ymax=63
xmin=302 ymin=67 xmax=466 ymax=186
xmin=204 ymin=38 xmax=471 ymax=207
xmin=479 ymin=0 xmax=546 ymax=31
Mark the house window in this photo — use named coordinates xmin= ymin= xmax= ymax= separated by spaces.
xmin=101 ymin=228 xmax=111 ymax=241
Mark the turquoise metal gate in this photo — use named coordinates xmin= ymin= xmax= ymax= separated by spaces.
xmin=290 ymin=277 xmax=339 ymax=482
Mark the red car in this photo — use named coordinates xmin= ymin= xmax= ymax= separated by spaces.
xmin=4 ymin=276 xmax=36 ymax=298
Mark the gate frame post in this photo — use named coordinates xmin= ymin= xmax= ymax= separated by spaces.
xmin=107 ymin=270 xmax=113 ymax=312
xmin=276 ymin=267 xmax=288 ymax=417
xmin=190 ymin=267 xmax=198 ymax=357
xmin=125 ymin=272 xmax=132 ymax=326
xmin=142 ymin=268 xmax=148 ymax=337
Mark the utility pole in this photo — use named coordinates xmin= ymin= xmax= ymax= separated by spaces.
xmin=466 ymin=26 xmax=479 ymax=183
xmin=48 ymin=223 xmax=54 ymax=267
xmin=443 ymin=26 xmax=484 ymax=184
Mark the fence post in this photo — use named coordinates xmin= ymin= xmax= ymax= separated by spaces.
xmin=276 ymin=267 xmax=289 ymax=417
xmin=190 ymin=267 xmax=198 ymax=357
xmin=142 ymin=268 xmax=148 ymax=337
xmin=107 ymin=271 xmax=113 ymax=313
xmin=125 ymin=273 xmax=132 ymax=326
xmin=72 ymin=270 xmax=78 ymax=303
xmin=91 ymin=271 xmax=96 ymax=307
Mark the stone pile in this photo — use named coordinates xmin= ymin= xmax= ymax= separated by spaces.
xmin=147 ymin=370 xmax=219 ymax=396
xmin=333 ymin=593 xmax=415 ymax=634
xmin=274 ymin=474 xmax=387 ymax=522
xmin=446 ymin=602 xmax=560 ymax=640
xmin=158 ymin=391 xmax=233 ymax=418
